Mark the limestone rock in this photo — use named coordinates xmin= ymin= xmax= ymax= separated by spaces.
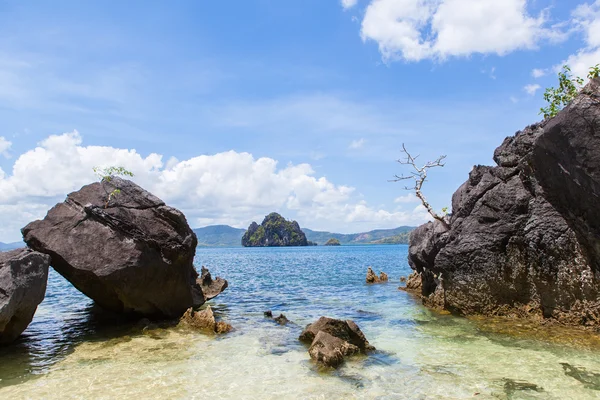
xmin=22 ymin=177 xmax=227 ymax=318
xmin=0 ymin=249 xmax=50 ymax=344
xmin=241 ymin=212 xmax=308 ymax=247
xmin=408 ymin=78 xmax=600 ymax=327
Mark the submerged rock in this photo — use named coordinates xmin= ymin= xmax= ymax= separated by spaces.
xmin=0 ymin=249 xmax=50 ymax=344
xmin=22 ymin=177 xmax=227 ymax=318
xmin=299 ymin=316 xmax=374 ymax=368
xmin=308 ymin=331 xmax=360 ymax=368
xmin=180 ymin=305 xmax=232 ymax=334
xmin=241 ymin=212 xmax=308 ymax=247
xmin=407 ymin=78 xmax=600 ymax=327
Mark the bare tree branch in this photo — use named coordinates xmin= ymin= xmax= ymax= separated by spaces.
xmin=391 ymin=144 xmax=450 ymax=230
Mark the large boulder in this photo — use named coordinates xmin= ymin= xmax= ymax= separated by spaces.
xmin=0 ymin=249 xmax=50 ymax=344
xmin=241 ymin=212 xmax=309 ymax=247
xmin=408 ymin=78 xmax=600 ymax=327
xmin=22 ymin=177 xmax=226 ymax=318
xmin=299 ymin=316 xmax=374 ymax=367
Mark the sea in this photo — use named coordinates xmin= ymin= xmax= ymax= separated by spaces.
xmin=1 ymin=245 xmax=600 ymax=399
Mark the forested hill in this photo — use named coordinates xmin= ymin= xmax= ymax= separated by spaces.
xmin=193 ymin=225 xmax=414 ymax=247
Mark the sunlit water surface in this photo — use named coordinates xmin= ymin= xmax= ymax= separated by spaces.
xmin=1 ymin=245 xmax=600 ymax=399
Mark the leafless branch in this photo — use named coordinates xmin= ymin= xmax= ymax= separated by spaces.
xmin=391 ymin=143 xmax=450 ymax=230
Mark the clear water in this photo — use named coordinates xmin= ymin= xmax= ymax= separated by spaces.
xmin=1 ymin=245 xmax=600 ymax=399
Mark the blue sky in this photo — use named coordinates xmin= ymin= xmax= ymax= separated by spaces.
xmin=0 ymin=0 xmax=599 ymax=241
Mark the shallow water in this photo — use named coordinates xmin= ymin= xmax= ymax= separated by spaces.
xmin=2 ymin=245 xmax=600 ymax=399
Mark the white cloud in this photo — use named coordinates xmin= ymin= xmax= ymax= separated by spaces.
xmin=532 ymin=68 xmax=547 ymax=78
xmin=358 ymin=0 xmax=564 ymax=62
xmin=553 ymin=1 xmax=600 ymax=80
xmin=0 ymin=136 xmax=11 ymax=158
xmin=341 ymin=0 xmax=358 ymax=10
xmin=0 ymin=131 xmax=429 ymax=241
xmin=523 ymin=83 xmax=541 ymax=96
xmin=394 ymin=193 xmax=419 ymax=203
xmin=349 ymin=138 xmax=366 ymax=149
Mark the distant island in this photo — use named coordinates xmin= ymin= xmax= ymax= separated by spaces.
xmin=242 ymin=212 xmax=310 ymax=247
xmin=324 ymin=238 xmax=341 ymax=246
xmin=193 ymin=223 xmax=414 ymax=247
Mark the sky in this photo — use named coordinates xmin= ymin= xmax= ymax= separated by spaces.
xmin=0 ymin=0 xmax=599 ymax=242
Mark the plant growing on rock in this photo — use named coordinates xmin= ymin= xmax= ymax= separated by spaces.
xmin=540 ymin=64 xmax=600 ymax=119
xmin=393 ymin=144 xmax=450 ymax=230
xmin=93 ymin=166 xmax=134 ymax=208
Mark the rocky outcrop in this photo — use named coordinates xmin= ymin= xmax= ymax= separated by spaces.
xmin=22 ymin=177 xmax=227 ymax=318
xmin=179 ymin=305 xmax=232 ymax=333
xmin=324 ymin=238 xmax=341 ymax=246
xmin=299 ymin=316 xmax=374 ymax=368
xmin=0 ymin=249 xmax=50 ymax=344
xmin=241 ymin=213 xmax=308 ymax=247
xmin=408 ymin=78 xmax=600 ymax=328
xmin=198 ymin=267 xmax=228 ymax=301
xmin=366 ymin=267 xmax=388 ymax=284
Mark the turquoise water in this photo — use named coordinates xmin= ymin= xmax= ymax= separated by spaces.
xmin=1 ymin=245 xmax=600 ymax=399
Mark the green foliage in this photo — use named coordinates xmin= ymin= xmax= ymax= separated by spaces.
xmin=540 ymin=65 xmax=600 ymax=119
xmin=92 ymin=166 xmax=134 ymax=207
xmin=441 ymin=207 xmax=449 ymax=216
xmin=241 ymin=213 xmax=308 ymax=247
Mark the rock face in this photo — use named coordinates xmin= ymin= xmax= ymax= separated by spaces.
xmin=0 ymin=249 xmax=50 ymax=344
xmin=408 ymin=78 xmax=600 ymax=327
xmin=179 ymin=305 xmax=232 ymax=333
xmin=241 ymin=212 xmax=309 ymax=247
xmin=299 ymin=316 xmax=374 ymax=368
xmin=198 ymin=267 xmax=228 ymax=302
xmin=22 ymin=177 xmax=227 ymax=318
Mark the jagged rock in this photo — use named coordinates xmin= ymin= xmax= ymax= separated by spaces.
xmin=366 ymin=267 xmax=379 ymax=283
xmin=180 ymin=306 xmax=216 ymax=331
xmin=308 ymin=331 xmax=360 ymax=368
xmin=274 ymin=314 xmax=289 ymax=325
xmin=0 ymin=249 xmax=50 ymax=344
xmin=241 ymin=212 xmax=308 ymax=247
xmin=180 ymin=306 xmax=232 ymax=334
xmin=400 ymin=276 xmax=406 ymax=283
xmin=366 ymin=267 xmax=388 ymax=284
xmin=408 ymin=78 xmax=600 ymax=327
xmin=198 ymin=267 xmax=228 ymax=301
xmin=264 ymin=310 xmax=273 ymax=318
xmin=22 ymin=177 xmax=227 ymax=318
xmin=324 ymin=238 xmax=341 ymax=246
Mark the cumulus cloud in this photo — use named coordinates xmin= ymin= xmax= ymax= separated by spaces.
xmin=349 ymin=138 xmax=366 ymax=149
xmin=523 ymin=83 xmax=541 ymax=96
xmin=0 ymin=131 xmax=429 ymax=241
xmin=553 ymin=1 xmax=600 ymax=79
xmin=0 ymin=136 xmax=11 ymax=158
xmin=394 ymin=193 xmax=419 ymax=203
xmin=532 ymin=68 xmax=547 ymax=78
xmin=341 ymin=0 xmax=358 ymax=10
xmin=358 ymin=0 xmax=563 ymax=62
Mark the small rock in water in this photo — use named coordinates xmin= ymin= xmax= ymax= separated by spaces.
xmin=215 ymin=321 xmax=233 ymax=334
xmin=179 ymin=306 xmax=232 ymax=334
xmin=366 ymin=267 xmax=388 ymax=284
xmin=274 ymin=314 xmax=289 ymax=325
xmin=400 ymin=276 xmax=407 ymax=283
xmin=366 ymin=267 xmax=379 ymax=283
xmin=299 ymin=316 xmax=374 ymax=368
xmin=264 ymin=310 xmax=273 ymax=318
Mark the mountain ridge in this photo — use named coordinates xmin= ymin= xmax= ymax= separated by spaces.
xmin=193 ymin=225 xmax=415 ymax=247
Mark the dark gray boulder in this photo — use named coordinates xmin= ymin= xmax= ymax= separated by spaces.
xmin=0 ymin=248 xmax=50 ymax=344
xmin=299 ymin=316 xmax=374 ymax=367
xmin=22 ymin=177 xmax=227 ymax=318
xmin=408 ymin=78 xmax=600 ymax=327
